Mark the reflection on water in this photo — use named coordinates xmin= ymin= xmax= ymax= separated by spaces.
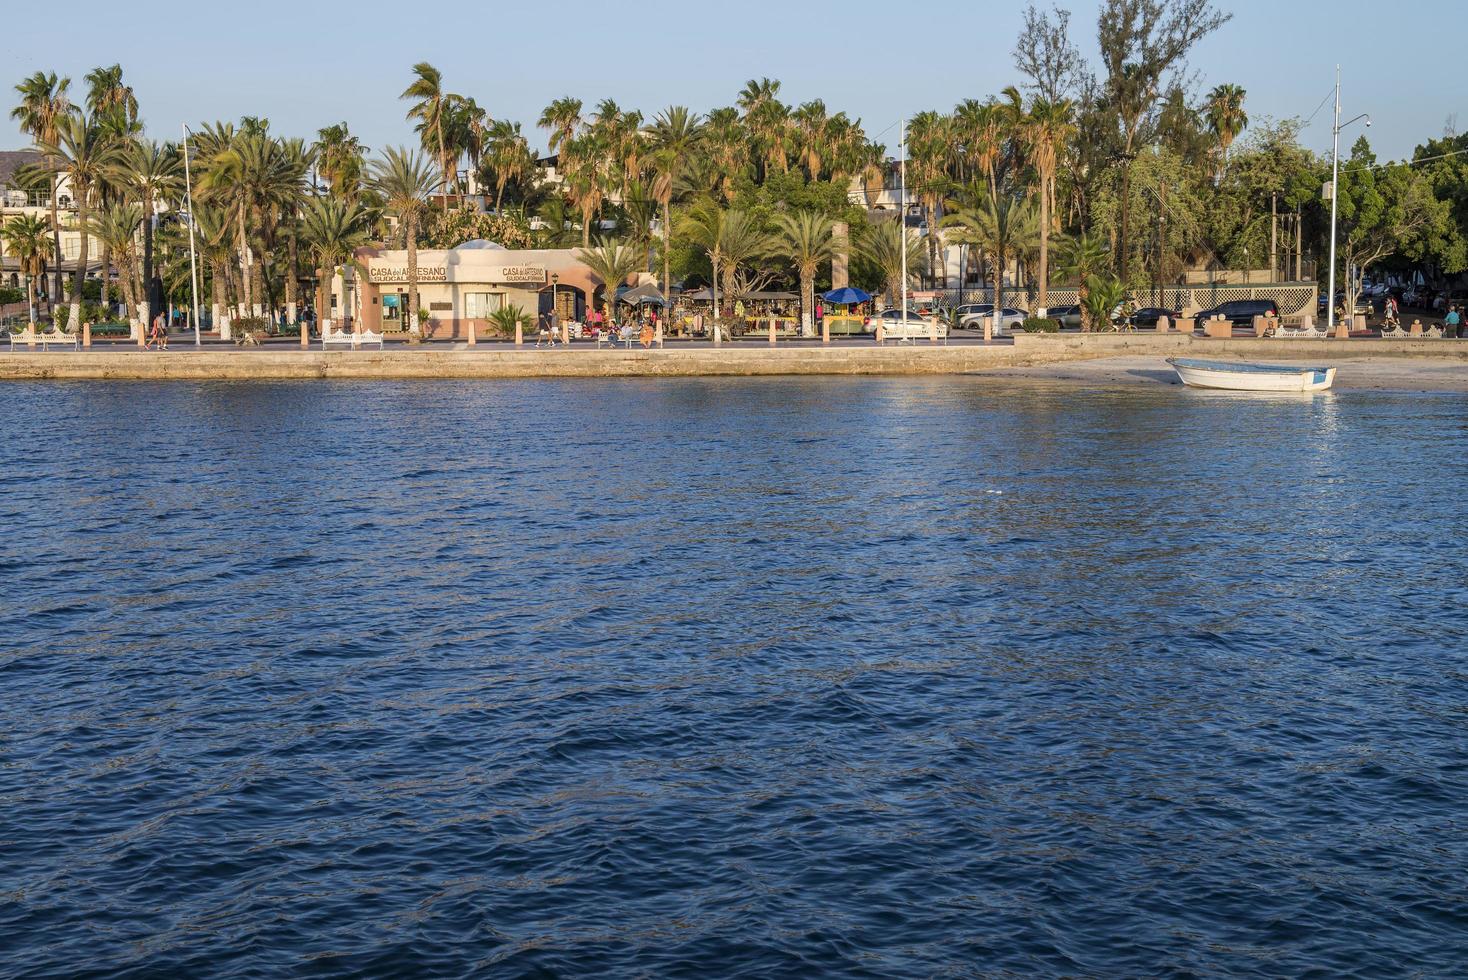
xmin=0 ymin=378 xmax=1465 ymax=976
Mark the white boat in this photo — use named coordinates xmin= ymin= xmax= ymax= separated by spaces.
xmin=1167 ymin=357 xmax=1337 ymax=392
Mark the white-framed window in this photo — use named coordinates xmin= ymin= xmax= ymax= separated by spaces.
xmin=464 ymin=292 xmax=504 ymax=318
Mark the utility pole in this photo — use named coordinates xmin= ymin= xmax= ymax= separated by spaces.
xmin=1295 ymin=204 xmax=1303 ymax=281
xmin=1327 ymin=66 xmax=1370 ymax=332
xmin=1270 ymin=192 xmax=1278 ymax=282
xmin=899 ymin=117 xmax=907 ymax=326
xmin=182 ymin=123 xmax=202 ymax=347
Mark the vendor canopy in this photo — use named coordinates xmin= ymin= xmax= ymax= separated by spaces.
xmin=822 ymin=286 xmax=872 ymax=305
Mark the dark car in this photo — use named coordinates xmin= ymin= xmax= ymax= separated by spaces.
xmin=1126 ymin=307 xmax=1181 ymax=328
xmin=1195 ymin=299 xmax=1280 ymax=329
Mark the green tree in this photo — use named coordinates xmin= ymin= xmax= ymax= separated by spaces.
xmin=40 ymin=112 xmax=119 ymax=333
xmin=111 ymin=139 xmax=181 ymax=325
xmin=299 ymin=196 xmax=372 ymax=334
xmin=648 ymin=106 xmax=704 ymax=306
xmin=770 ymin=211 xmax=834 ymax=334
xmin=401 ymin=62 xmax=454 ymax=213
xmin=1204 ymin=84 xmax=1248 ymax=178
xmin=575 ymin=238 xmax=643 ymax=320
xmin=369 ymin=146 xmax=439 ymax=337
xmin=858 ymin=218 xmax=927 ymax=305
xmin=11 ymin=70 xmax=72 ymax=305
xmin=2 ymin=213 xmax=52 ymax=323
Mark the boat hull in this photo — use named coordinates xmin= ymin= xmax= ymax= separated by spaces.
xmin=1167 ymin=358 xmax=1336 ymax=392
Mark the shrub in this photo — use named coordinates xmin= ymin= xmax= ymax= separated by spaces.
xmin=0 ymin=287 xmax=24 ymax=305
xmin=1021 ymin=317 xmax=1060 ymax=333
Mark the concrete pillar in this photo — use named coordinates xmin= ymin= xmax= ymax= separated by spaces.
xmin=1156 ymin=316 xmax=1171 ymax=332
xmin=875 ymin=322 xmax=885 ymax=345
xmin=1176 ymin=316 xmax=1196 ymax=334
xmin=562 ymin=320 xmax=570 ymax=346
xmin=1409 ymin=319 xmax=1423 ymax=337
xmin=1252 ymin=315 xmax=1268 ymax=338
xmin=713 ymin=321 xmax=721 ymax=346
xmin=300 ymin=318 xmax=310 ymax=348
xmin=466 ymin=320 xmax=476 ymax=345
xmin=769 ymin=319 xmax=776 ymax=345
xmin=983 ymin=318 xmax=992 ymax=343
xmin=930 ymin=317 xmax=939 ymax=344
xmin=1335 ymin=318 xmax=1350 ymax=340
xmin=822 ymin=319 xmax=830 ymax=344
xmin=514 ymin=322 xmax=523 ymax=346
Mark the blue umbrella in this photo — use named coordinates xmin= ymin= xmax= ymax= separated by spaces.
xmin=822 ymin=286 xmax=872 ymax=305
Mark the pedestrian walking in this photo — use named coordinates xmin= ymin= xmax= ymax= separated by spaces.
xmin=1445 ymin=305 xmax=1461 ymax=338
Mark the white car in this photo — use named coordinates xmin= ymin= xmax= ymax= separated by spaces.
xmin=955 ymin=304 xmax=1029 ymax=334
xmin=871 ymin=309 xmax=948 ymax=339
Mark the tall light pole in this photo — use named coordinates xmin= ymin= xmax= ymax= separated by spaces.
xmin=182 ymin=123 xmax=202 ymax=347
xmin=899 ymin=117 xmax=908 ymax=327
xmin=1327 ymin=66 xmax=1370 ymax=333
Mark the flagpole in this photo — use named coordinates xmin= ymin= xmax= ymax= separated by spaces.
xmin=182 ymin=123 xmax=202 ymax=347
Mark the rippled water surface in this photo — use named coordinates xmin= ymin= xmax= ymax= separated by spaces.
xmin=2 ymin=378 xmax=1466 ymax=977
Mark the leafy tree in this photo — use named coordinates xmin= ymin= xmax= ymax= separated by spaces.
xmin=11 ymin=70 xmax=72 ymax=304
xmin=369 ymin=146 xmax=438 ymax=336
xmin=770 ymin=211 xmax=834 ymax=333
xmin=575 ymin=238 xmax=643 ymax=319
xmin=2 ymin=213 xmax=52 ymax=323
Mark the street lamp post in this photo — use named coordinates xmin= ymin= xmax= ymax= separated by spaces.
xmin=182 ymin=123 xmax=202 ymax=347
xmin=1327 ymin=66 xmax=1370 ymax=334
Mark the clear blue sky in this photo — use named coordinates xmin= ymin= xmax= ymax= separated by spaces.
xmin=5 ymin=0 xmax=1458 ymax=161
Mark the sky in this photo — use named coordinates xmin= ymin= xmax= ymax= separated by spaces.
xmin=3 ymin=0 xmax=1460 ymax=162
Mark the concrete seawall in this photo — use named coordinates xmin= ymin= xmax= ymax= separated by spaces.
xmin=2 ymin=334 xmax=1464 ymax=381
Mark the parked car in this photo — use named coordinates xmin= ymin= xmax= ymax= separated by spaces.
xmin=1042 ymin=304 xmax=1083 ymax=329
xmin=1195 ymin=299 xmax=1281 ymax=329
xmin=871 ymin=309 xmax=949 ymax=339
xmin=1125 ymin=307 xmax=1181 ymax=328
xmin=954 ymin=304 xmax=1029 ymax=333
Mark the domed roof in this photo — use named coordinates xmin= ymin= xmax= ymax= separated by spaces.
xmin=456 ymin=239 xmax=506 ymax=250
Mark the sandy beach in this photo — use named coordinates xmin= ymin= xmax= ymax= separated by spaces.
xmin=973 ymin=355 xmax=1468 ymax=392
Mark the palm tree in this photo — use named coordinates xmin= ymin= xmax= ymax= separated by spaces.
xmin=192 ymin=204 xmax=235 ymax=333
xmin=11 ymin=70 xmax=72 ymax=305
xmin=485 ymin=120 xmax=532 ymax=211
xmin=2 ymin=214 xmax=52 ymax=324
xmin=86 ymin=202 xmax=143 ymax=328
xmin=560 ymin=133 xmax=606 ymax=248
xmin=312 ymin=122 xmax=368 ymax=199
xmin=679 ymin=206 xmax=767 ymax=319
xmin=401 ymin=62 xmax=453 ymax=213
xmin=1015 ymin=98 xmax=1075 ymax=310
xmin=941 ymin=190 xmax=1039 ymax=319
xmin=859 ymin=218 xmax=927 ymax=306
xmin=369 ymin=146 xmax=438 ymax=337
xmin=771 ymin=211 xmax=833 ymax=335
xmin=488 ymin=303 xmax=534 ymax=340
xmin=702 ymin=107 xmax=747 ymax=202
xmin=84 ymin=65 xmax=137 ymax=127
xmin=111 ymin=139 xmax=181 ymax=327
xmin=648 ymin=106 xmax=703 ymax=307
xmin=905 ymin=111 xmax=952 ymax=287
xmin=41 ymin=112 xmax=119 ymax=332
xmin=299 ymin=197 xmax=372 ymax=335
xmin=576 ymin=238 xmax=643 ymax=321
xmin=1205 ymin=84 xmax=1248 ymax=178
xmin=1055 ymin=232 xmax=1112 ymax=331
xmin=538 ymin=97 xmax=583 ymax=156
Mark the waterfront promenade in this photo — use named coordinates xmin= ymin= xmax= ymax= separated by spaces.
xmin=3 ymin=333 xmax=1467 ymax=381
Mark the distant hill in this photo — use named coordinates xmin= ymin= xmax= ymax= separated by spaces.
xmin=0 ymin=149 xmax=43 ymax=190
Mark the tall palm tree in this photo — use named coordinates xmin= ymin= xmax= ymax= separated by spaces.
xmin=401 ymin=62 xmax=453 ymax=213
xmin=111 ymin=139 xmax=181 ymax=326
xmin=369 ymin=146 xmax=439 ymax=337
xmin=84 ymin=65 xmax=137 ymax=127
xmin=858 ymin=218 xmax=927 ymax=306
xmin=1015 ymin=98 xmax=1076 ymax=309
xmin=702 ymin=107 xmax=748 ymax=202
xmin=11 ymin=70 xmax=72 ymax=305
xmin=312 ymin=122 xmax=368 ymax=199
xmin=941 ymin=189 xmax=1039 ymax=319
xmin=648 ymin=106 xmax=703 ymax=307
xmin=538 ymin=97 xmax=583 ymax=156
xmin=905 ymin=111 xmax=953 ymax=287
xmin=1055 ymin=232 xmax=1112 ymax=331
xmin=771 ymin=211 xmax=833 ymax=335
xmin=86 ymin=202 xmax=143 ymax=328
xmin=299 ymin=197 xmax=372 ymax=335
xmin=41 ymin=112 xmax=119 ymax=331
xmin=192 ymin=204 xmax=235 ymax=333
xmin=560 ymin=132 xmax=606 ymax=248
xmin=575 ymin=238 xmax=643 ymax=320
xmin=485 ymin=120 xmax=533 ymax=211
xmin=2 ymin=214 xmax=52 ymax=324
xmin=1205 ymin=84 xmax=1248 ymax=178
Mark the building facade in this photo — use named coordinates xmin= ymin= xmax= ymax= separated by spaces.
xmin=348 ymin=240 xmax=605 ymax=339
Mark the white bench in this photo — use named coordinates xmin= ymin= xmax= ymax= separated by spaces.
xmin=322 ymin=328 xmax=355 ymax=349
xmin=8 ymin=329 xmax=78 ymax=351
xmin=357 ymin=329 xmax=384 ymax=349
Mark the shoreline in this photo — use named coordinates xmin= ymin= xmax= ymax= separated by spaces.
xmin=2 ymin=334 xmax=1466 ymax=383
